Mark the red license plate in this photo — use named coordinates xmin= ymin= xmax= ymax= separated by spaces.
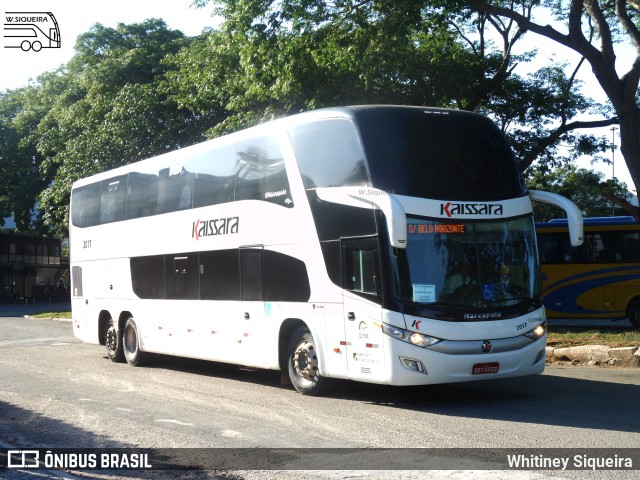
xmin=472 ymin=362 xmax=499 ymax=375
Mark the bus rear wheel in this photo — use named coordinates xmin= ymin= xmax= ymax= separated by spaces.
xmin=123 ymin=317 xmax=146 ymax=366
xmin=105 ymin=316 xmax=124 ymax=362
xmin=287 ymin=326 xmax=327 ymax=396
xmin=628 ymin=300 xmax=640 ymax=329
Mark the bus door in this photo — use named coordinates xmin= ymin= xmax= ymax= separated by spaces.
xmin=341 ymin=238 xmax=385 ymax=382
xmin=239 ymin=247 xmax=266 ymax=366
xmin=49 ymin=28 xmax=58 ymax=47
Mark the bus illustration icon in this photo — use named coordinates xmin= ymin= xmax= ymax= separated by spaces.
xmin=4 ymin=12 xmax=60 ymax=51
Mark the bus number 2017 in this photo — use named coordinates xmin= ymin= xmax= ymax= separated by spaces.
xmin=83 ymin=240 xmax=92 ymax=249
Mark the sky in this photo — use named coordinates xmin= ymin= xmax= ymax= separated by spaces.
xmin=0 ymin=0 xmax=218 ymax=89
xmin=0 ymin=0 xmax=635 ymax=196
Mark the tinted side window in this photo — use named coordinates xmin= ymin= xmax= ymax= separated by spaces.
xmin=236 ymin=136 xmax=293 ymax=207
xmin=193 ymin=144 xmax=236 ymax=208
xmin=100 ymin=175 xmax=127 ymax=224
xmin=127 ymin=172 xmax=158 ymax=219
xmin=71 ymin=183 xmax=101 ymax=228
xmin=342 ymin=237 xmax=381 ymax=301
xmin=537 ymin=234 xmax=563 ymax=264
xmin=131 ymin=255 xmax=165 ymax=299
xmin=619 ymin=232 xmax=640 ymax=262
xmin=157 ymin=159 xmax=195 ymax=214
xmin=200 ymin=249 xmax=240 ymax=300
xmin=165 ymin=253 xmax=199 ymax=300
xmin=263 ymin=250 xmax=310 ymax=302
xmin=289 ymin=119 xmax=369 ymax=189
xmin=241 ymin=249 xmax=263 ymax=301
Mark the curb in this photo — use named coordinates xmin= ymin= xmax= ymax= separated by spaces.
xmin=547 ymin=345 xmax=640 ymax=367
xmin=24 ymin=314 xmax=72 ymax=323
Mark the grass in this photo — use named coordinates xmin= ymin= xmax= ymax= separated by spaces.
xmin=547 ymin=326 xmax=640 ymax=348
xmin=30 ymin=311 xmax=72 ymax=320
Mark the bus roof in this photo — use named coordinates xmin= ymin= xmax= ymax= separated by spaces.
xmin=71 ymin=105 xmax=507 ymax=190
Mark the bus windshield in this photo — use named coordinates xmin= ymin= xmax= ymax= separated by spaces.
xmin=355 ymin=108 xmax=526 ymax=201
xmin=396 ymin=216 xmax=540 ymax=311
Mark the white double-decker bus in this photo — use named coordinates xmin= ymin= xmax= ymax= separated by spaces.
xmin=70 ymin=106 xmax=582 ymax=395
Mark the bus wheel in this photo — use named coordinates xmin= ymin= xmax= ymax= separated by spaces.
xmin=287 ymin=326 xmax=326 ymax=395
xmin=628 ymin=300 xmax=640 ymax=329
xmin=20 ymin=40 xmax=31 ymax=51
xmin=123 ymin=317 xmax=146 ymax=366
xmin=105 ymin=316 xmax=124 ymax=363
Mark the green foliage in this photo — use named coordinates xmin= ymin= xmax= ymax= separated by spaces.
xmin=1 ymin=1 xmax=637 ymax=236
xmin=526 ymin=165 xmax=632 ymax=221
xmin=0 ymin=19 xmax=224 ymax=237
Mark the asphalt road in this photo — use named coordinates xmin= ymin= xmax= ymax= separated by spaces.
xmin=0 ymin=314 xmax=639 ymax=480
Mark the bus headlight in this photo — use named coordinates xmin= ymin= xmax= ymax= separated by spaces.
xmin=382 ymin=323 xmax=442 ymax=348
xmin=523 ymin=321 xmax=546 ymax=340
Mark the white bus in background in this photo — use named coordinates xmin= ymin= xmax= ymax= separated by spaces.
xmin=70 ymin=106 xmax=583 ymax=395
xmin=3 ymin=12 xmax=60 ymax=51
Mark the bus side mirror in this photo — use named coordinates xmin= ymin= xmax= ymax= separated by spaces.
xmin=529 ymin=190 xmax=584 ymax=246
xmin=315 ymin=187 xmax=407 ymax=249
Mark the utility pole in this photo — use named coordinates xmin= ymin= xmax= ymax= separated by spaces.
xmin=610 ymin=126 xmax=617 ymax=180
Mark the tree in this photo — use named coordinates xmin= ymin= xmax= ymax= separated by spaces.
xmin=33 ymin=20 xmax=225 ymax=237
xmin=468 ymin=0 xmax=640 ymax=219
xmin=0 ymin=71 xmax=69 ymax=231
xmin=527 ymin=164 xmax=632 ymax=220
xmin=187 ymin=0 xmax=614 ymax=181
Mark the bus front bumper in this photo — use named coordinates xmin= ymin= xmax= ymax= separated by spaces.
xmin=383 ymin=334 xmax=547 ymax=386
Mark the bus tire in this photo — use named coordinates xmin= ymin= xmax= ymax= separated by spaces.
xmin=123 ymin=317 xmax=146 ymax=366
xmin=105 ymin=316 xmax=124 ymax=362
xmin=287 ymin=326 xmax=327 ymax=396
xmin=627 ymin=300 xmax=640 ymax=329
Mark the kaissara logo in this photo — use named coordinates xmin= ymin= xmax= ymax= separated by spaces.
xmin=440 ymin=202 xmax=504 ymax=217
xmin=192 ymin=216 xmax=239 ymax=240
xmin=4 ymin=12 xmax=61 ymax=52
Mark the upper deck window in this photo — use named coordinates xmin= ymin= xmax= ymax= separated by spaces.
xmin=289 ymin=119 xmax=369 ymax=189
xmin=355 ymin=109 xmax=525 ymax=201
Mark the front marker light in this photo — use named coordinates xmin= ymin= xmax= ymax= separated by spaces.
xmin=523 ymin=321 xmax=547 ymax=340
xmin=382 ymin=323 xmax=441 ymax=348
xmin=383 ymin=324 xmax=405 ymax=340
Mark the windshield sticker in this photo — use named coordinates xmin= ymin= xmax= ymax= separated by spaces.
xmin=408 ymin=224 xmax=465 ymax=234
xmin=482 ymin=284 xmax=496 ymax=302
xmin=413 ymin=284 xmax=436 ymax=303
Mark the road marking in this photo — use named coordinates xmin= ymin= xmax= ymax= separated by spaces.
xmin=221 ymin=429 xmax=242 ymax=438
xmin=155 ymin=419 xmax=194 ymax=426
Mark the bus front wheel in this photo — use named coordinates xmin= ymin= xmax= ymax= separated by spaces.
xmin=627 ymin=300 xmax=640 ymax=329
xmin=105 ymin=316 xmax=124 ymax=362
xmin=123 ymin=317 xmax=146 ymax=366
xmin=287 ymin=326 xmax=327 ymax=395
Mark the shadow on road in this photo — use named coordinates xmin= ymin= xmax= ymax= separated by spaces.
xmin=0 ymin=401 xmax=238 ymax=479
xmin=137 ymin=354 xmax=640 ymax=435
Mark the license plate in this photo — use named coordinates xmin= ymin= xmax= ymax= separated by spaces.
xmin=472 ymin=362 xmax=499 ymax=375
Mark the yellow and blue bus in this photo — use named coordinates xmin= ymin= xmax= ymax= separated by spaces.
xmin=536 ymin=216 xmax=640 ymax=328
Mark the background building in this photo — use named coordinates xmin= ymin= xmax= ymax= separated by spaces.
xmin=0 ymin=226 xmax=68 ymax=301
